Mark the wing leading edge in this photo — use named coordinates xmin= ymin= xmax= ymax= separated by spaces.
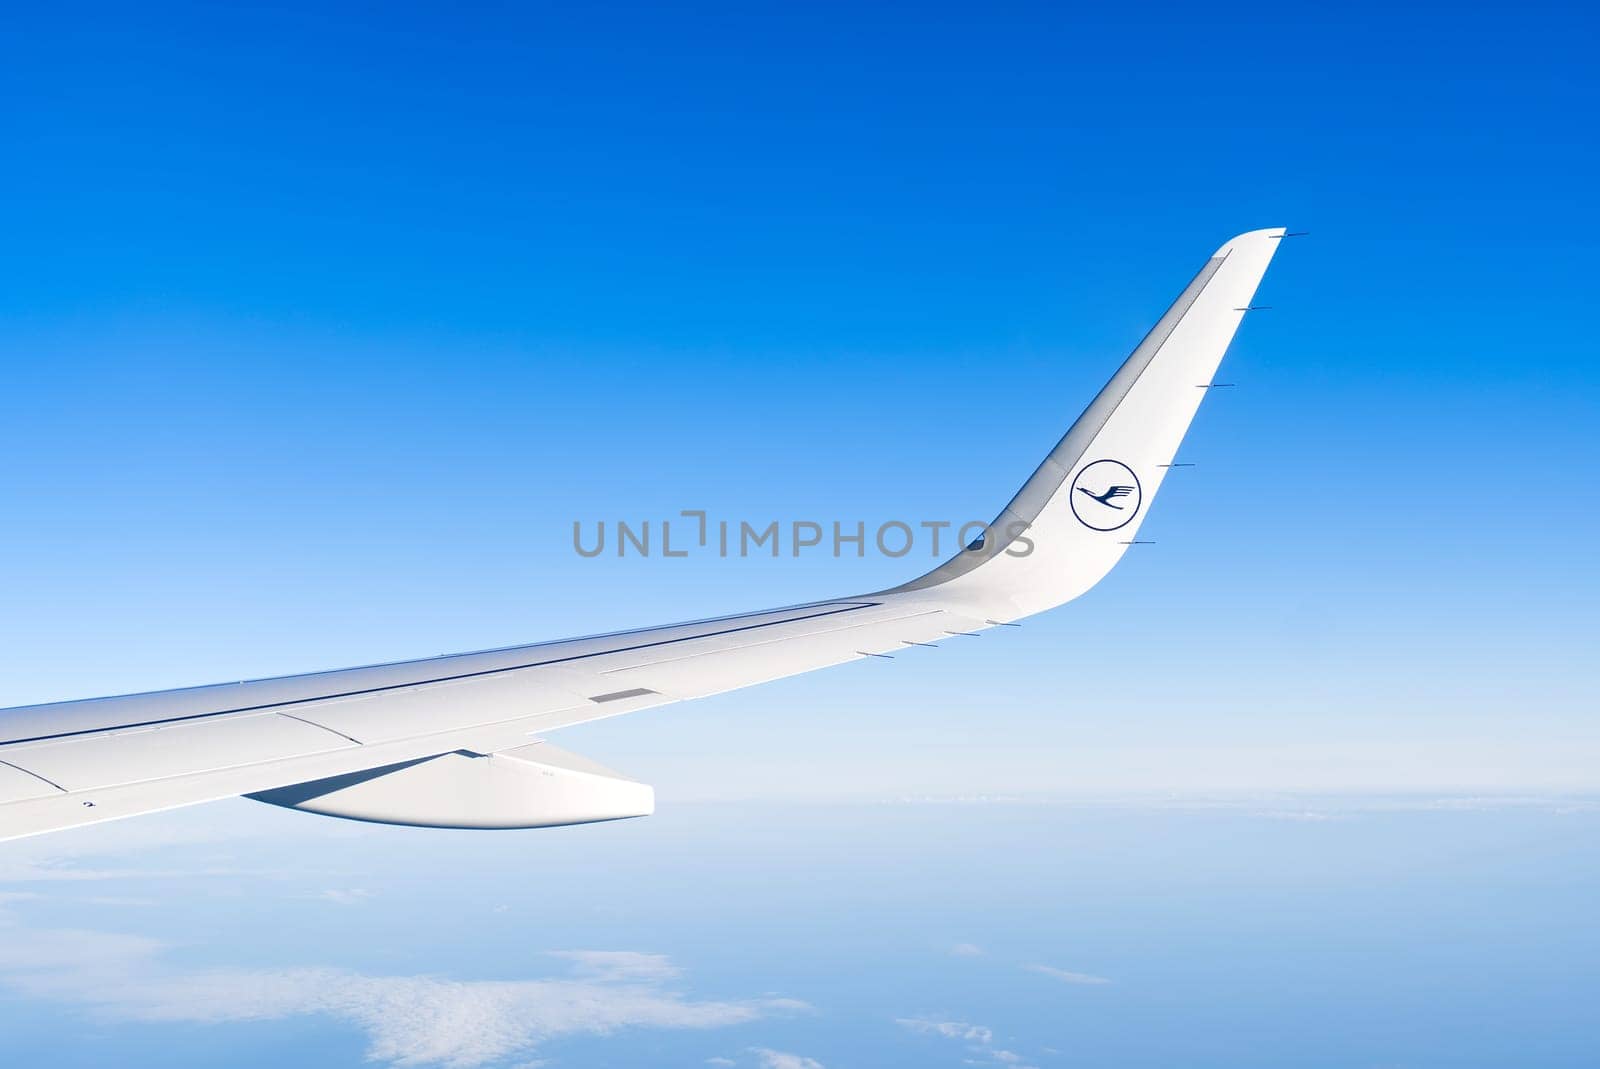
xmin=0 ymin=228 xmax=1286 ymax=841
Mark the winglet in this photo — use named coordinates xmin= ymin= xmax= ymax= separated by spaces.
xmin=891 ymin=228 xmax=1286 ymax=619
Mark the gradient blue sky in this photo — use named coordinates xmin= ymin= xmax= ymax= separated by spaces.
xmin=2 ymin=3 xmax=1599 ymax=1066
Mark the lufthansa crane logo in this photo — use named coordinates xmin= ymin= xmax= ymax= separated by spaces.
xmin=1069 ymin=459 xmax=1142 ymax=531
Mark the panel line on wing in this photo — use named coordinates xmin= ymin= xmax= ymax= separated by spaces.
xmin=0 ymin=759 xmax=67 ymax=796
xmin=276 ymin=712 xmax=366 ymax=745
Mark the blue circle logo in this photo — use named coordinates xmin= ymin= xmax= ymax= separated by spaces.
xmin=1069 ymin=459 xmax=1142 ymax=532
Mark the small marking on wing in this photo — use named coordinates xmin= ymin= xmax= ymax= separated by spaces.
xmin=588 ymin=688 xmax=659 ymax=703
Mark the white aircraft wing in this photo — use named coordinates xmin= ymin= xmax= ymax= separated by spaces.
xmin=0 ymin=228 xmax=1286 ymax=841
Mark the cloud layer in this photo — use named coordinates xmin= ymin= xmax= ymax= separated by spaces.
xmin=896 ymin=1018 xmax=992 ymax=1043
xmin=0 ymin=924 xmax=803 ymax=1067
xmin=896 ymin=1016 xmax=1035 ymax=1069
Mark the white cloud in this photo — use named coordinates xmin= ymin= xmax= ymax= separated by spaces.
xmin=79 ymin=895 xmax=160 ymax=907
xmin=545 ymin=950 xmax=681 ymax=983
xmin=1251 ymin=808 xmax=1346 ymax=822
xmin=950 ymin=943 xmax=984 ymax=957
xmin=897 ymin=1018 xmax=993 ymax=1044
xmin=896 ymin=1015 xmax=1037 ymax=1069
xmin=316 ymin=888 xmax=377 ymax=905
xmin=706 ymin=1059 xmax=736 ymax=1067
xmin=1024 ymin=964 xmax=1110 ymax=985
xmin=0 ymin=926 xmax=805 ymax=1068
xmin=750 ymin=1048 xmax=825 ymax=1069
xmin=0 ymin=857 xmax=253 ymax=882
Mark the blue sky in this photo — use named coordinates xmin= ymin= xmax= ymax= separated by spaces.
xmin=2 ymin=0 xmax=1595 ymax=796
xmin=1 ymin=3 xmax=1598 ymax=1064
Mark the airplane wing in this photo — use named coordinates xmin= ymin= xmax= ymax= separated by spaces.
xmin=0 ymin=228 xmax=1286 ymax=841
